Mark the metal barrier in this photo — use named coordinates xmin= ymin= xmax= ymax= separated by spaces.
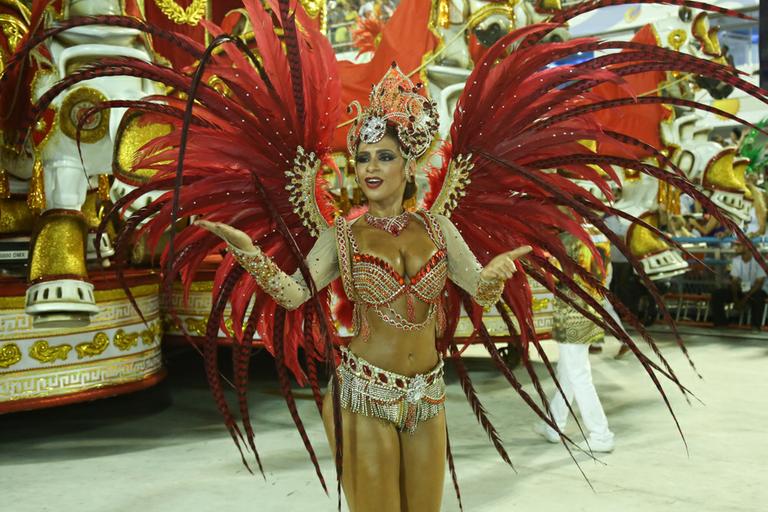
xmin=658 ymin=237 xmax=768 ymax=327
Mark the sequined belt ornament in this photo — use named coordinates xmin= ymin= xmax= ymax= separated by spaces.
xmin=337 ymin=347 xmax=446 ymax=433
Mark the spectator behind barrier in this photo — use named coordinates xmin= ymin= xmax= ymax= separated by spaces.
xmin=710 ymin=243 xmax=768 ymax=330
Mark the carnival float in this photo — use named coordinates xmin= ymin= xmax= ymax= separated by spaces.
xmin=0 ymin=0 xmax=763 ymax=412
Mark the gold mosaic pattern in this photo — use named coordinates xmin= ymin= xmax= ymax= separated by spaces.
xmin=0 ymin=197 xmax=34 ymax=234
xmin=28 ymin=212 xmax=88 ymax=280
xmin=115 ymin=112 xmax=173 ymax=183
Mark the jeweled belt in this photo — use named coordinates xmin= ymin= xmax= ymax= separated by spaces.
xmin=336 ymin=347 xmax=446 ymax=433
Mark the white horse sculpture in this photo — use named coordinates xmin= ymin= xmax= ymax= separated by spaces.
xmin=0 ymin=0 xmax=162 ymax=327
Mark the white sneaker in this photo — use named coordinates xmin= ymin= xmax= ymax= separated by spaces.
xmin=578 ymin=438 xmax=614 ymax=453
xmin=533 ymin=422 xmax=560 ymax=444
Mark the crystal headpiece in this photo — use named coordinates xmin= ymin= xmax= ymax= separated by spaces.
xmin=346 ymin=63 xmax=439 ymax=160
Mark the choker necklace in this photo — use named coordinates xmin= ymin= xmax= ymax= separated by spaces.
xmin=365 ymin=210 xmax=410 ymax=236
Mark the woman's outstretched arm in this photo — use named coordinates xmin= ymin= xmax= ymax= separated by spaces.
xmin=434 ymin=215 xmax=530 ymax=308
xmin=196 ymin=220 xmax=338 ymax=310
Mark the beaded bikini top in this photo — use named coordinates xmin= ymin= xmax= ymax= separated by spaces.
xmin=335 ymin=210 xmax=448 ymax=337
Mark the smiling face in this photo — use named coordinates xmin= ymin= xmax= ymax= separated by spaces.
xmin=355 ymin=132 xmax=408 ymax=206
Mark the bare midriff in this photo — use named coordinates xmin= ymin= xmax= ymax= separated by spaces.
xmin=347 ymin=220 xmax=443 ymax=377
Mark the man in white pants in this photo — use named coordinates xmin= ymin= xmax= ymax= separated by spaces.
xmin=535 ymin=229 xmax=615 ymax=452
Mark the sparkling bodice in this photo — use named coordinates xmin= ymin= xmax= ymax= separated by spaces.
xmin=350 ymin=238 xmax=448 ymax=306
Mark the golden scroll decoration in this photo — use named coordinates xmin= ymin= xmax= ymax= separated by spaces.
xmin=29 ymin=340 xmax=72 ymax=363
xmin=0 ymin=343 xmax=22 ymax=368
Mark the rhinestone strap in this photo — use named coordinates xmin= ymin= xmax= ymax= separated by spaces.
xmin=334 ymin=216 xmax=357 ymax=301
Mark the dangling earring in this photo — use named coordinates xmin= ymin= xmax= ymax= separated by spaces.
xmin=404 ymin=158 xmax=413 ymax=180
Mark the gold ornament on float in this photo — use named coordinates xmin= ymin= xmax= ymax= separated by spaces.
xmin=692 ymin=12 xmax=721 ymax=57
xmin=437 ymin=0 xmax=450 ymax=29
xmin=113 ymin=329 xmax=139 ymax=351
xmin=667 ymin=29 xmax=687 ymax=52
xmin=27 ymin=160 xmax=45 ymax=214
xmin=75 ymin=332 xmax=110 ymax=359
xmin=0 ymin=198 xmax=34 ymax=234
xmin=29 ymin=340 xmax=73 ymax=363
xmin=0 ymin=168 xmax=9 ymax=199
xmin=153 ymin=0 xmax=207 ymax=26
xmin=627 ymin=212 xmax=668 ymax=258
xmin=0 ymin=343 xmax=22 ymax=368
xmin=141 ymin=322 xmax=162 ymax=345
xmin=0 ymin=8 xmax=30 ymax=52
xmin=28 ymin=211 xmax=88 ymax=281
xmin=183 ymin=315 xmax=234 ymax=337
xmin=114 ymin=112 xmax=173 ymax=183
xmin=59 ymin=87 xmax=111 ymax=144
xmin=532 ymin=297 xmax=550 ymax=312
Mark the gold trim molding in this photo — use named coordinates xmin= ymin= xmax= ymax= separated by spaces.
xmin=1 ymin=349 xmax=163 ymax=402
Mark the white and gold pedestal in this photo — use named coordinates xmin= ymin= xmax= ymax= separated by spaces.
xmin=0 ymin=270 xmax=165 ymax=413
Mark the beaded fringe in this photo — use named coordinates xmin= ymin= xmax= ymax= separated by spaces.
xmin=337 ymin=348 xmax=446 ymax=434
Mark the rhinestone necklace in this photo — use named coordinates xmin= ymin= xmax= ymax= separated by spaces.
xmin=364 ymin=210 xmax=410 ymax=236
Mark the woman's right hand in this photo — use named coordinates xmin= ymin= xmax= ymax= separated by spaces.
xmin=195 ymin=220 xmax=256 ymax=253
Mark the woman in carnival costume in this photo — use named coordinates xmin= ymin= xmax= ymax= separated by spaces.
xmin=3 ymin=0 xmax=767 ymax=510
xmin=200 ymin=64 xmax=531 ymax=511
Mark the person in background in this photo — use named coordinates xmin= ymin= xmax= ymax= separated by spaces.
xmin=688 ymin=213 xmax=726 ymax=238
xmin=710 ymin=244 xmax=768 ymax=331
xmin=590 ymin=216 xmax=628 ymax=356
xmin=535 ymin=231 xmax=615 ymax=453
xmin=745 ymin=172 xmax=767 ymax=238
xmin=729 ymin=127 xmax=743 ymax=146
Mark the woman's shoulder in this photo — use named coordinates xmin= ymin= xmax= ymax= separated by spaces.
xmin=412 ymin=209 xmax=449 ymax=248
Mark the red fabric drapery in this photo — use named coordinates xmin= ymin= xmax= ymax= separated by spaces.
xmin=591 ymin=24 xmax=672 ymax=159
xmin=334 ymin=0 xmax=439 ymax=151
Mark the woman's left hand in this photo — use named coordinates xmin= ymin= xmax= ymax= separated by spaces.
xmin=481 ymin=246 xmax=532 ymax=281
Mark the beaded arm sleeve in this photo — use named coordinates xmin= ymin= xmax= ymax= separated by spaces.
xmin=434 ymin=215 xmax=505 ymax=309
xmin=228 ymin=227 xmax=339 ymax=311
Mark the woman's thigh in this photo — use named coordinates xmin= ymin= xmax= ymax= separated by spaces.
xmin=397 ymin=409 xmax=446 ymax=512
xmin=322 ymin=391 xmax=401 ymax=512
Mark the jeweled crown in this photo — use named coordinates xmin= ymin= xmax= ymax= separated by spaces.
xmin=346 ymin=63 xmax=438 ymax=160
